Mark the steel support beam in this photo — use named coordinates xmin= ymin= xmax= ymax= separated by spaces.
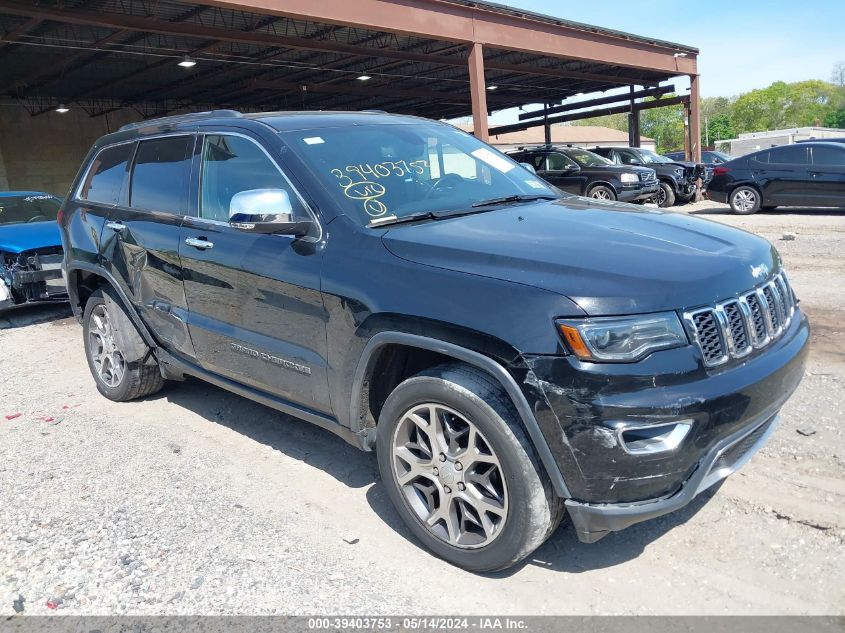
xmin=519 ymin=84 xmax=673 ymax=121
xmin=468 ymin=42 xmax=488 ymax=142
xmin=689 ymin=74 xmax=701 ymax=162
xmin=249 ymin=78 xmax=511 ymax=105
xmin=199 ymin=0 xmax=698 ymax=74
xmin=488 ymin=95 xmax=689 ymax=136
xmin=485 ymin=60 xmax=656 ymax=87
xmin=0 ymin=16 xmax=41 ymax=49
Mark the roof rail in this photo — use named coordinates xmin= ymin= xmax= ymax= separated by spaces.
xmin=118 ymin=109 xmax=243 ymax=132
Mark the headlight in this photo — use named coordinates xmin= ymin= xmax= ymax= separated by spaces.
xmin=620 ymin=173 xmax=638 ymax=183
xmin=557 ymin=312 xmax=688 ymax=362
xmin=675 ymin=167 xmax=684 ymax=176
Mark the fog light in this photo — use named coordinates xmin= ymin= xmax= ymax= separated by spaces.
xmin=612 ymin=419 xmax=693 ymax=455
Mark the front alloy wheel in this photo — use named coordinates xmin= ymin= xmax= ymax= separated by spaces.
xmin=391 ymin=403 xmax=508 ymax=548
xmin=376 ymin=364 xmax=564 ymax=572
xmin=587 ymin=185 xmax=615 ymax=201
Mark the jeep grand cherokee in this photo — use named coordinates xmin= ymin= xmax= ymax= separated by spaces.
xmin=59 ymin=110 xmax=808 ymax=572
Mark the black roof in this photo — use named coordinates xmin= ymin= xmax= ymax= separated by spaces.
xmin=94 ymin=109 xmax=433 ymax=149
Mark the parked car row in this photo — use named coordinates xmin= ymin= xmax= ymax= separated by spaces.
xmin=506 ymin=145 xmax=659 ymax=204
xmin=505 ymin=144 xmax=709 ymax=208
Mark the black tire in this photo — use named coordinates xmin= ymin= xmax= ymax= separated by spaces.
xmin=376 ymin=363 xmax=565 ymax=572
xmin=655 ymin=181 xmax=676 ymax=208
xmin=729 ymin=186 xmax=762 ymax=215
xmin=586 ymin=185 xmax=616 ymax=201
xmin=83 ymin=288 xmax=165 ymax=402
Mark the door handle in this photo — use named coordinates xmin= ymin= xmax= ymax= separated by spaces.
xmin=185 ymin=236 xmax=214 ymax=250
xmin=106 ymin=221 xmax=126 ymax=232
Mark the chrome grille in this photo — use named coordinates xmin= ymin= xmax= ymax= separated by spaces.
xmin=684 ymin=272 xmax=796 ymax=367
xmin=639 ymin=171 xmax=657 ymax=183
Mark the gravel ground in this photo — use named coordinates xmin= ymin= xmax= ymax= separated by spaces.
xmin=1 ymin=202 xmax=844 ymax=615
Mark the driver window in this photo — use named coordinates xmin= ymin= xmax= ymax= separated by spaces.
xmin=618 ymin=151 xmax=639 ymax=165
xmin=546 ymin=153 xmax=577 ymax=171
xmin=200 ymin=134 xmax=306 ymax=222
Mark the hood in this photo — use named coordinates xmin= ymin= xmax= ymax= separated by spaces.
xmin=0 ymin=221 xmax=62 ymax=254
xmin=381 ymin=198 xmax=780 ymax=316
xmin=666 ymin=160 xmax=706 ymax=179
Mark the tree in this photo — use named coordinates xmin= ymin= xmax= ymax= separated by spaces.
xmin=832 ymin=61 xmax=845 ymax=87
xmin=731 ymin=80 xmax=840 ymax=132
xmin=823 ymin=109 xmax=845 ymax=128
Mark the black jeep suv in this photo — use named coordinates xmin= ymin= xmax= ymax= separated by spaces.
xmin=60 ymin=110 xmax=808 ymax=572
xmin=591 ymin=146 xmax=705 ymax=207
xmin=506 ymin=145 xmax=658 ymax=203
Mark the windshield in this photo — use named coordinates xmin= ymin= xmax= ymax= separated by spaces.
xmin=638 ymin=149 xmax=673 ymax=164
xmin=0 ymin=194 xmax=61 ymax=226
xmin=564 ymin=148 xmax=613 ymax=167
xmin=279 ymin=123 xmax=557 ymax=225
xmin=709 ymin=151 xmax=731 ymax=161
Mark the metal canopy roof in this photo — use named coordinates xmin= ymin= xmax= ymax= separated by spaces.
xmin=0 ymin=0 xmax=697 ymax=120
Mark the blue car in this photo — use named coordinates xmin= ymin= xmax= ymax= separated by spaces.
xmin=0 ymin=191 xmax=67 ymax=310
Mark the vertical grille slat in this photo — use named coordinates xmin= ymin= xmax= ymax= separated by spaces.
xmin=723 ymin=301 xmax=750 ymax=354
xmin=762 ymin=285 xmax=781 ymax=332
xmin=685 ymin=272 xmax=795 ymax=367
xmin=691 ymin=310 xmax=724 ymax=364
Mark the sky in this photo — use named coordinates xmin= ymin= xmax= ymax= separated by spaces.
xmin=478 ymin=0 xmax=844 ymax=125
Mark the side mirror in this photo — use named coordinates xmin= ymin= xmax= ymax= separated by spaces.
xmin=229 ymin=188 xmax=312 ymax=237
xmin=520 ymin=162 xmax=537 ymax=174
xmin=562 ymin=164 xmax=580 ymax=172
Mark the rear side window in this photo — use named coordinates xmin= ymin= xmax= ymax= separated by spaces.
xmin=130 ymin=136 xmax=193 ymax=214
xmin=78 ymin=143 xmax=133 ymax=205
xmin=811 ymin=145 xmax=845 ymax=166
xmin=769 ymin=145 xmax=809 ymax=165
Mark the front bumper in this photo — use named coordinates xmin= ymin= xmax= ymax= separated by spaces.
xmin=519 ymin=309 xmax=809 ymax=539
xmin=0 ymin=253 xmax=67 ymax=310
xmin=566 ymin=411 xmax=779 ymax=542
xmin=618 ymin=182 xmax=659 ymax=203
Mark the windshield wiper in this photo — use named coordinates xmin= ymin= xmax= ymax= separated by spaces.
xmin=368 ymin=194 xmax=558 ymax=228
xmin=368 ymin=211 xmax=438 ymax=228
xmin=470 ymin=194 xmax=557 ymax=208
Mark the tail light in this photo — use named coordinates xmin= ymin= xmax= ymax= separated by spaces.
xmin=713 ymin=166 xmax=731 ymax=176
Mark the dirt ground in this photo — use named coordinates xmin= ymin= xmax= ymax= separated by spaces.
xmin=1 ymin=202 xmax=843 ymax=615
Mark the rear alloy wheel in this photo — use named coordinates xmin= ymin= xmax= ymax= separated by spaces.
xmin=587 ymin=185 xmax=616 ymax=201
xmin=83 ymin=289 xmax=165 ymax=401
xmin=730 ymin=186 xmax=761 ymax=215
xmin=376 ymin=364 xmax=564 ymax=572
xmin=88 ymin=303 xmax=126 ymax=389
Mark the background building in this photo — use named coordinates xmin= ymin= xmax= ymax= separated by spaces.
xmin=716 ymin=127 xmax=845 ymax=156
